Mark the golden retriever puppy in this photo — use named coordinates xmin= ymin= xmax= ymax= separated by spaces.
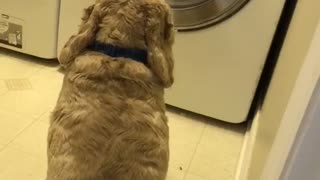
xmin=46 ymin=0 xmax=175 ymax=180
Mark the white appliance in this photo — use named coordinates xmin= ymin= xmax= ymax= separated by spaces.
xmin=57 ymin=0 xmax=286 ymax=123
xmin=0 ymin=0 xmax=60 ymax=59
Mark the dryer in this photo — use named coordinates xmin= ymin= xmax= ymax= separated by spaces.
xmin=0 ymin=0 xmax=60 ymax=59
xmin=57 ymin=0 xmax=286 ymax=123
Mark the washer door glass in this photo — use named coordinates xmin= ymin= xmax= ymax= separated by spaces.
xmin=167 ymin=0 xmax=249 ymax=30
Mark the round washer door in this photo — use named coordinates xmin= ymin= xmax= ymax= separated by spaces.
xmin=168 ymin=0 xmax=249 ymax=30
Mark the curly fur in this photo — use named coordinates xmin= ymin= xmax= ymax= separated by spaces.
xmin=46 ymin=0 xmax=175 ymax=180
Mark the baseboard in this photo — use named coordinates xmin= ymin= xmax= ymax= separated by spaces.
xmin=235 ymin=111 xmax=260 ymax=180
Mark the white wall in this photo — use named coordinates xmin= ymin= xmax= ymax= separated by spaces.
xmin=260 ymin=15 xmax=320 ymax=180
xmin=246 ymin=0 xmax=320 ymax=178
xmin=281 ymin=78 xmax=320 ymax=180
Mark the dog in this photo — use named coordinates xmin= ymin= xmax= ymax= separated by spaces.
xmin=46 ymin=0 xmax=174 ymax=180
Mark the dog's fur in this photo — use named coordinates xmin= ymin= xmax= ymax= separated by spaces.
xmin=46 ymin=0 xmax=174 ymax=180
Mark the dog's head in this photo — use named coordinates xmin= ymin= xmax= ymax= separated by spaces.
xmin=59 ymin=0 xmax=175 ymax=88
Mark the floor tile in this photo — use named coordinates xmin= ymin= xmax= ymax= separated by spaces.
xmin=167 ymin=167 xmax=185 ymax=180
xmin=167 ymin=110 xmax=207 ymax=172
xmin=0 ymin=142 xmax=6 ymax=151
xmin=28 ymin=67 xmax=63 ymax=110
xmin=0 ymin=80 xmax=7 ymax=96
xmin=10 ymin=120 xmax=49 ymax=160
xmin=0 ymin=89 xmax=54 ymax=119
xmin=0 ymin=145 xmax=46 ymax=180
xmin=38 ymin=111 xmax=51 ymax=125
xmin=0 ymin=69 xmax=62 ymax=119
xmin=184 ymin=173 xmax=210 ymax=180
xmin=29 ymin=66 xmax=63 ymax=90
xmin=0 ymin=109 xmax=35 ymax=148
xmin=187 ymin=121 xmax=246 ymax=180
xmin=0 ymin=53 xmax=43 ymax=79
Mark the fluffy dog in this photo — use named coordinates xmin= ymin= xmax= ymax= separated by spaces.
xmin=46 ymin=0 xmax=174 ymax=180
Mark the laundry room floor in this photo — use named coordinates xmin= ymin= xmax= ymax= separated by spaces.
xmin=0 ymin=48 xmax=247 ymax=180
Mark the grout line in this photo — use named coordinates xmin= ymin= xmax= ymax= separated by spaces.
xmin=0 ymin=110 xmax=48 ymax=153
xmin=0 ymin=120 xmax=37 ymax=152
xmin=182 ymin=122 xmax=208 ymax=180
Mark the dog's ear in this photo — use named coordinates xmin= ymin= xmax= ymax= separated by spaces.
xmin=145 ymin=3 xmax=175 ymax=88
xmin=58 ymin=4 xmax=100 ymax=69
xmin=81 ymin=4 xmax=95 ymax=23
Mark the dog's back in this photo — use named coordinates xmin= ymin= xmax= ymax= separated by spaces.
xmin=47 ymin=53 xmax=169 ymax=180
xmin=47 ymin=0 xmax=174 ymax=179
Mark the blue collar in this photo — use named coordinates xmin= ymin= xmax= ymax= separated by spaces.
xmin=88 ymin=41 xmax=148 ymax=66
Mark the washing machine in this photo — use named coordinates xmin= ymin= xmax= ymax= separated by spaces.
xmin=165 ymin=0 xmax=286 ymax=123
xmin=0 ymin=0 xmax=60 ymax=59
xmin=57 ymin=0 xmax=286 ymax=123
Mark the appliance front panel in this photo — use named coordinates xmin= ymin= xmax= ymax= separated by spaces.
xmin=0 ymin=0 xmax=60 ymax=59
xmin=165 ymin=0 xmax=286 ymax=122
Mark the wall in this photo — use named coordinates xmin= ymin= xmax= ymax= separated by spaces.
xmin=281 ymin=78 xmax=320 ymax=180
xmin=247 ymin=0 xmax=320 ymax=179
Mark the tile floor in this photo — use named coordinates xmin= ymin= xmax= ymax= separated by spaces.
xmin=0 ymin=48 xmax=246 ymax=180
